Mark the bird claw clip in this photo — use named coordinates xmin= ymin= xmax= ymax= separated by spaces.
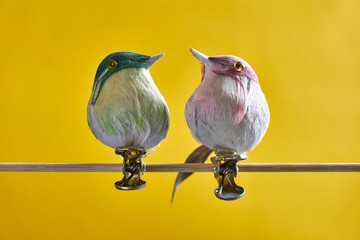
xmin=114 ymin=146 xmax=147 ymax=190
xmin=211 ymin=154 xmax=247 ymax=200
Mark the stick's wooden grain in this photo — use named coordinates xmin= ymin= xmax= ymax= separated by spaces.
xmin=0 ymin=163 xmax=359 ymax=172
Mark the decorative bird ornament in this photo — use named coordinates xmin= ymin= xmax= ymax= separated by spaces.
xmin=172 ymin=48 xmax=270 ymax=201
xmin=87 ymin=52 xmax=170 ymax=190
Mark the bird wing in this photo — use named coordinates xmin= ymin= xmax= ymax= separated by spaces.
xmin=171 ymin=145 xmax=213 ymax=202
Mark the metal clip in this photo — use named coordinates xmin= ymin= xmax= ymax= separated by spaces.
xmin=211 ymin=154 xmax=247 ymax=200
xmin=114 ymin=146 xmax=147 ymax=190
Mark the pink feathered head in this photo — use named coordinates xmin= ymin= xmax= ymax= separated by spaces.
xmin=209 ymin=55 xmax=258 ymax=83
xmin=190 ymin=48 xmax=258 ymax=83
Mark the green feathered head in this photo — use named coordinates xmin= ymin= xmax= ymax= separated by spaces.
xmin=90 ymin=51 xmax=164 ymax=104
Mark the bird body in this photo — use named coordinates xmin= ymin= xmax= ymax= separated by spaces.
xmin=185 ymin=59 xmax=269 ymax=155
xmin=87 ymin=52 xmax=169 ymax=150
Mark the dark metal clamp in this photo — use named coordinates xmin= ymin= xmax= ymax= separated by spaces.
xmin=211 ymin=154 xmax=247 ymax=200
xmin=114 ymin=146 xmax=147 ymax=190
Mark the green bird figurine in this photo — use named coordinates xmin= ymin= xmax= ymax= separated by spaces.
xmin=87 ymin=52 xmax=170 ymax=190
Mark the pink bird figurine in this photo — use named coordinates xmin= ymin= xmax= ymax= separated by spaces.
xmin=172 ymin=48 xmax=270 ymax=201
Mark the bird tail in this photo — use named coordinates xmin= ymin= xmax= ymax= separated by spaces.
xmin=171 ymin=145 xmax=213 ymax=203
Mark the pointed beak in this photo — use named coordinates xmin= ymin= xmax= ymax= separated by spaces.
xmin=190 ymin=48 xmax=212 ymax=66
xmin=147 ymin=53 xmax=165 ymax=68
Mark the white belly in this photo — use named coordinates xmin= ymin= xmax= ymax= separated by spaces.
xmin=185 ymin=76 xmax=270 ymax=154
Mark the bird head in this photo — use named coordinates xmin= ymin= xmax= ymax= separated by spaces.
xmin=90 ymin=52 xmax=164 ymax=104
xmin=189 ymin=48 xmax=258 ymax=83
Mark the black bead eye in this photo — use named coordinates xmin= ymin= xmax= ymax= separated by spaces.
xmin=234 ymin=61 xmax=244 ymax=71
xmin=107 ymin=60 xmax=118 ymax=71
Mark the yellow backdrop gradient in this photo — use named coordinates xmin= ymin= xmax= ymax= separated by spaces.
xmin=0 ymin=0 xmax=359 ymax=239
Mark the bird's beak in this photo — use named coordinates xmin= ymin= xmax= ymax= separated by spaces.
xmin=147 ymin=53 xmax=165 ymax=68
xmin=190 ymin=48 xmax=212 ymax=66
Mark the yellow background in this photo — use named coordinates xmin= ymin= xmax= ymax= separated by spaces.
xmin=0 ymin=0 xmax=359 ymax=239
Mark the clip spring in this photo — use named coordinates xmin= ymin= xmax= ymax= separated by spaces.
xmin=211 ymin=154 xmax=247 ymax=200
xmin=114 ymin=146 xmax=147 ymax=190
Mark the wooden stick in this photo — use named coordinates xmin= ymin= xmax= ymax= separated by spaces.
xmin=0 ymin=163 xmax=359 ymax=172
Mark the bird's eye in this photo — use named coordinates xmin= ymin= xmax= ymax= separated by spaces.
xmin=234 ymin=61 xmax=244 ymax=71
xmin=107 ymin=60 xmax=118 ymax=71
